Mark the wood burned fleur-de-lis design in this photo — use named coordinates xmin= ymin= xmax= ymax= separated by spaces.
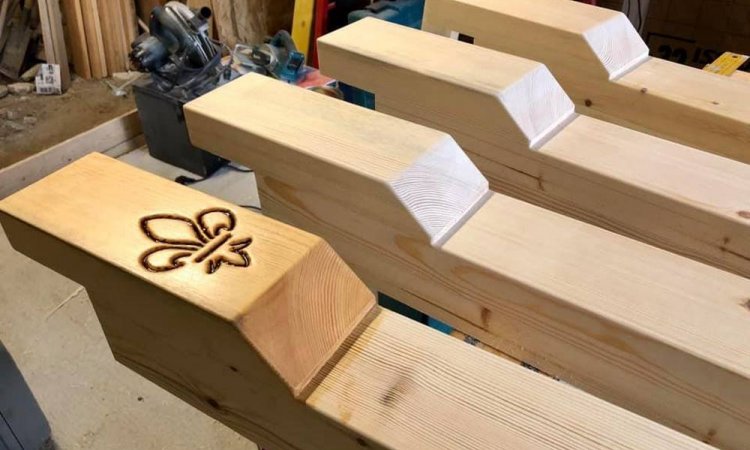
xmin=139 ymin=208 xmax=252 ymax=274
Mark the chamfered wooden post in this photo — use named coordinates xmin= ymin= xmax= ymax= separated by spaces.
xmin=185 ymin=74 xmax=750 ymax=449
xmin=421 ymin=0 xmax=750 ymax=165
xmin=317 ymin=18 xmax=750 ymax=279
xmin=0 ymin=153 xmax=714 ymax=450
xmin=0 ymin=153 xmax=378 ymax=449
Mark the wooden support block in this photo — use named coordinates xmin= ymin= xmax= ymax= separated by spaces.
xmin=38 ymin=0 xmax=72 ymax=90
xmin=185 ymin=74 xmax=750 ymax=449
xmin=421 ymin=0 xmax=750 ymax=165
xmin=0 ymin=153 xmax=715 ymax=450
xmin=317 ymin=19 xmax=750 ymax=278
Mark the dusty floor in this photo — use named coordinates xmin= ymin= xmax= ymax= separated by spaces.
xmin=1 ymin=142 xmax=260 ymax=449
xmin=0 ymin=77 xmax=135 ymax=169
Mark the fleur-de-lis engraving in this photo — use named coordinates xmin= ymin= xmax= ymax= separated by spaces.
xmin=139 ymin=208 xmax=252 ymax=274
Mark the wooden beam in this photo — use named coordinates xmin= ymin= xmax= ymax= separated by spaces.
xmin=119 ymin=0 xmax=138 ymax=46
xmin=0 ymin=0 xmax=12 ymax=47
xmin=38 ymin=0 xmax=71 ymax=90
xmin=185 ymin=74 xmax=750 ymax=449
xmin=0 ymin=109 xmax=141 ymax=200
xmin=317 ymin=19 xmax=750 ymax=279
xmin=98 ymin=0 xmax=129 ymax=73
xmin=60 ymin=0 xmax=92 ymax=78
xmin=80 ymin=0 xmax=107 ymax=78
xmin=0 ymin=153 xmax=713 ymax=450
xmin=211 ymin=0 xmax=237 ymax=48
xmin=421 ymin=0 xmax=750 ymax=165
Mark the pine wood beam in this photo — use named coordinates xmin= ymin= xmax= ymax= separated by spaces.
xmin=61 ymin=0 xmax=92 ymax=79
xmin=0 ymin=153 xmax=713 ymax=450
xmin=185 ymin=74 xmax=750 ymax=449
xmin=421 ymin=0 xmax=750 ymax=165
xmin=317 ymin=18 xmax=750 ymax=278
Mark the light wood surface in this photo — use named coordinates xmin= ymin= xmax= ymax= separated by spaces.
xmin=0 ymin=1 xmax=10 ymax=42
xmin=80 ymin=0 xmax=107 ymax=78
xmin=0 ymin=110 xmax=142 ymax=200
xmin=185 ymin=74 xmax=750 ymax=449
xmin=0 ymin=154 xmax=715 ymax=450
xmin=318 ymin=18 xmax=750 ymax=278
xmin=421 ymin=0 xmax=750 ymax=165
xmin=0 ymin=153 xmax=374 ymax=449
xmin=61 ymin=0 xmax=92 ymax=78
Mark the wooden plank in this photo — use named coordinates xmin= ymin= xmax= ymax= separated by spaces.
xmin=38 ymin=0 xmax=71 ymax=90
xmin=0 ymin=110 xmax=141 ymax=200
xmin=80 ymin=0 xmax=107 ymax=78
xmin=291 ymin=0 xmax=313 ymax=59
xmin=97 ymin=0 xmax=128 ymax=73
xmin=119 ymin=0 xmax=138 ymax=46
xmin=0 ymin=0 xmax=11 ymax=46
xmin=317 ymin=19 xmax=750 ymax=278
xmin=185 ymin=74 xmax=750 ymax=449
xmin=421 ymin=0 xmax=750 ymax=165
xmin=136 ymin=0 xmax=162 ymax=23
xmin=186 ymin=0 xmax=213 ymax=38
xmin=60 ymin=0 xmax=92 ymax=78
xmin=0 ymin=153 xmax=713 ymax=450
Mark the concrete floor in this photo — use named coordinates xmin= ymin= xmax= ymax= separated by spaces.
xmin=0 ymin=148 xmax=260 ymax=449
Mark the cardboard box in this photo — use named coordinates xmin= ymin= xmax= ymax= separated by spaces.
xmin=643 ymin=0 xmax=750 ymax=67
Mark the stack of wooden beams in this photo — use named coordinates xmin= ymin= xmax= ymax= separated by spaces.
xmin=2 ymin=0 xmax=750 ymax=449
xmin=60 ymin=0 xmax=137 ymax=79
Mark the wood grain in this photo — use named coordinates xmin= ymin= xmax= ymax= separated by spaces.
xmin=422 ymin=0 xmax=750 ymax=165
xmin=185 ymin=74 xmax=750 ymax=449
xmin=80 ymin=0 xmax=107 ymax=78
xmin=318 ymin=18 xmax=750 ymax=279
xmin=0 ymin=154 xmax=714 ymax=450
xmin=61 ymin=0 xmax=92 ymax=78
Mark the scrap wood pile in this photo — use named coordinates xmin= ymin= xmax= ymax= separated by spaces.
xmin=60 ymin=0 xmax=138 ymax=79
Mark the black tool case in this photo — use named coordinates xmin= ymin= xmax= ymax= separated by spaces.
xmin=133 ymin=78 xmax=226 ymax=177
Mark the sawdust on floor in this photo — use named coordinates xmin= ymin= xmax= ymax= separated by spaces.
xmin=0 ymin=76 xmax=135 ymax=169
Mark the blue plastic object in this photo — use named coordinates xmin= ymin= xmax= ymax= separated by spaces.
xmin=342 ymin=0 xmax=425 ymax=110
xmin=348 ymin=0 xmax=425 ymax=28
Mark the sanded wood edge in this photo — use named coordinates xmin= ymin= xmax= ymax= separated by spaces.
xmin=422 ymin=0 xmax=648 ymax=79
xmin=317 ymin=18 xmax=576 ymax=150
xmin=0 ymin=110 xmax=140 ymax=200
xmin=184 ymin=74 xmax=489 ymax=246
xmin=0 ymin=209 xmax=371 ymax=450
xmin=235 ymin=237 xmax=379 ymax=398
